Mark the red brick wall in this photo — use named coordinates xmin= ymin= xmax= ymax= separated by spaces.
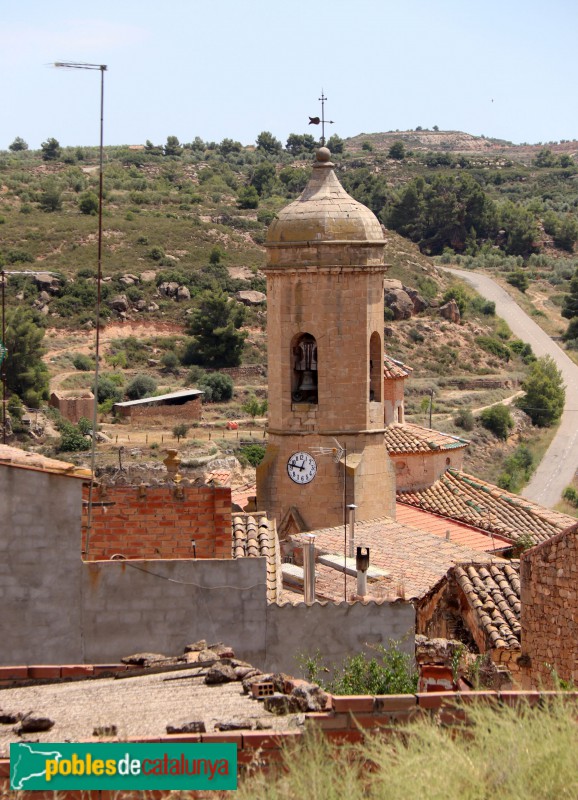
xmin=82 ymin=484 xmax=232 ymax=560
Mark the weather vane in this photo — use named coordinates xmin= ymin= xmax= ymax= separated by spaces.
xmin=308 ymin=89 xmax=334 ymax=146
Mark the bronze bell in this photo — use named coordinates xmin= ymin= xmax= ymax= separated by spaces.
xmin=298 ymin=370 xmax=316 ymax=392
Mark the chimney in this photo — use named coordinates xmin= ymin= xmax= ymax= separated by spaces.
xmin=303 ymin=534 xmax=316 ymax=605
xmin=356 ymin=546 xmax=370 ymax=598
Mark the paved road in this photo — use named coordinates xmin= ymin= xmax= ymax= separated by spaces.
xmin=444 ymin=268 xmax=578 ymax=508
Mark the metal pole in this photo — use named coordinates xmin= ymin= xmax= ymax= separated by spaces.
xmin=303 ymin=534 xmax=316 ymax=605
xmin=343 ymin=445 xmax=347 ymax=602
xmin=347 ymin=504 xmax=357 ymax=559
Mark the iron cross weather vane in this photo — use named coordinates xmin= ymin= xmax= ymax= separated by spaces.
xmin=309 ymin=90 xmax=334 ymax=146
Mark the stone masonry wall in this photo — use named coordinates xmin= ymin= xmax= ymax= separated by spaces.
xmin=82 ymin=484 xmax=232 ymax=560
xmin=117 ymin=397 xmax=202 ymax=423
xmin=49 ymin=392 xmax=95 ymax=424
xmin=521 ymin=526 xmax=578 ymax=687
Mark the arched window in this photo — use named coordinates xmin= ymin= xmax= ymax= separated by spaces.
xmin=291 ymin=333 xmax=318 ymax=404
xmin=369 ymin=332 xmax=381 ymax=402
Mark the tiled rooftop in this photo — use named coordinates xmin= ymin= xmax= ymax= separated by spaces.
xmin=398 ymin=468 xmax=575 ymax=545
xmin=454 ymin=561 xmax=521 ymax=650
xmin=395 ymin=504 xmax=511 ymax=553
xmin=0 ymin=444 xmax=91 ymax=479
xmin=232 ymin=513 xmax=278 ymax=601
xmin=288 ymin=516 xmax=503 ymax=601
xmin=384 ymin=423 xmax=469 ymax=455
xmin=383 ymin=354 xmax=413 ymax=380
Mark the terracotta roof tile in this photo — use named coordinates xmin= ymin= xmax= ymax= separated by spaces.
xmin=398 ymin=469 xmax=574 ymax=545
xmin=385 ymin=423 xmax=469 ymax=455
xmin=289 ymin=516 xmax=504 ymax=601
xmin=383 ymin=354 xmax=413 ymax=380
xmin=453 ymin=561 xmax=521 ymax=650
xmin=0 ymin=444 xmax=91 ymax=480
xmin=232 ymin=513 xmax=278 ymax=602
xmin=395 ymin=504 xmax=510 ymax=552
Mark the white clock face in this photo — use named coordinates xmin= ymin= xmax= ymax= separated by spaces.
xmin=287 ymin=452 xmax=317 ymax=485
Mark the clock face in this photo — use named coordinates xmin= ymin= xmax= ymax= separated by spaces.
xmin=287 ymin=452 xmax=317 ymax=485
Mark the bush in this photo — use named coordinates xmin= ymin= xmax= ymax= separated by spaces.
xmin=161 ymin=351 xmax=180 ymax=373
xmin=58 ymin=423 xmax=91 ymax=452
xmin=497 ymin=445 xmax=534 ymax=492
xmin=507 ymin=270 xmax=529 ymax=292
xmin=479 ymin=404 xmax=514 ymax=440
xmin=562 ymin=486 xmax=578 ymax=507
xmin=238 ymin=443 xmax=266 ymax=467
xmin=299 ymin=640 xmax=417 ymax=696
xmin=173 ymin=423 xmax=189 ymax=442
xmin=72 ymin=353 xmax=94 ymax=371
xmin=96 ymin=375 xmax=123 ymax=404
xmin=197 ymin=372 xmax=234 ymax=402
xmin=454 ymin=408 xmax=475 ymax=431
xmin=79 ymin=191 xmax=99 ymax=215
xmin=125 ymin=374 xmax=157 ymax=400
xmin=475 ymin=336 xmax=511 ymax=361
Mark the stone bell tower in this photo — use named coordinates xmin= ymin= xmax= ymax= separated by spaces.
xmin=257 ymin=147 xmax=396 ymax=534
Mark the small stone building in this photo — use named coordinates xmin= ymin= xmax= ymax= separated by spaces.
xmin=113 ymin=388 xmax=203 ymax=423
xmin=50 ymin=390 xmax=95 ymax=424
xmin=521 ymin=523 xmax=578 ymax=687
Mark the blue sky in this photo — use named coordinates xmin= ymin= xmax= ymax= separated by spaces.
xmin=2 ymin=0 xmax=577 ymax=150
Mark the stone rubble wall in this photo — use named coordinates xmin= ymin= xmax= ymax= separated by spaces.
xmin=521 ymin=528 xmax=578 ymax=687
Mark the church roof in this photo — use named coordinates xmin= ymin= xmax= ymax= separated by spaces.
xmin=265 ymin=147 xmax=384 ymax=248
xmin=384 ymin=422 xmax=469 ymax=455
xmin=398 ymin=468 xmax=575 ymax=545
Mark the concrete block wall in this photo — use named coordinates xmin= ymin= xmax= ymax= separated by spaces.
xmin=521 ymin=527 xmax=578 ymax=687
xmin=264 ymin=600 xmax=415 ymax=675
xmin=82 ymin=484 xmax=232 ymax=560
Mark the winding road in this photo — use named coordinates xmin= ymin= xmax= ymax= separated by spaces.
xmin=444 ymin=268 xmax=578 ymax=508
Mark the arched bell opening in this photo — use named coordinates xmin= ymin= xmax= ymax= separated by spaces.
xmin=369 ymin=331 xmax=382 ymax=402
xmin=291 ymin=333 xmax=318 ymax=404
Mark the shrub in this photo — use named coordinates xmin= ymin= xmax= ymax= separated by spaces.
xmin=454 ymin=408 xmax=475 ymax=431
xmin=517 ymin=355 xmax=565 ymax=427
xmin=125 ymin=374 xmax=157 ymax=400
xmin=475 ymin=336 xmax=511 ymax=361
xmin=79 ymin=191 xmax=99 ymax=215
xmin=161 ymin=351 xmax=180 ymax=373
xmin=197 ymin=372 xmax=234 ymax=402
xmin=299 ymin=640 xmax=417 ymax=696
xmin=238 ymin=443 xmax=266 ymax=467
xmin=58 ymin=422 xmax=91 ymax=452
xmin=173 ymin=423 xmax=189 ymax=442
xmin=507 ymin=270 xmax=530 ymax=292
xmin=96 ymin=375 xmax=123 ymax=404
xmin=497 ymin=445 xmax=534 ymax=491
xmin=479 ymin=404 xmax=514 ymax=440
xmin=72 ymin=353 xmax=94 ymax=371
xmin=562 ymin=486 xmax=578 ymax=507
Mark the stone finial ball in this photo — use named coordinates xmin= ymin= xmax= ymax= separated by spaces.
xmin=316 ymin=147 xmax=331 ymax=162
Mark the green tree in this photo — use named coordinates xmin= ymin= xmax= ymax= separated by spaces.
xmin=173 ymin=423 xmax=189 ymax=442
xmin=506 ymin=270 xmax=529 ymax=292
xmin=218 ymin=138 xmax=242 ymax=155
xmin=256 ymin=131 xmax=282 ymax=155
xmin=479 ymin=404 xmax=514 ymax=440
xmin=498 ymin=202 xmax=539 ymax=256
xmin=38 ymin=180 xmax=62 ymax=212
xmin=249 ymin=162 xmax=277 ymax=197
xmin=41 ymin=137 xmax=61 ymax=161
xmin=184 ymin=288 xmax=247 ymax=368
xmin=9 ymin=136 xmax=28 ymax=152
xmin=242 ymin=394 xmax=267 ymax=419
xmin=517 ymin=355 xmax=565 ymax=427
xmin=237 ymin=185 xmax=259 ymax=209
xmin=533 ymin=148 xmax=558 ymax=167
xmin=197 ymin=372 xmax=234 ymax=402
xmin=285 ymin=133 xmax=317 ymax=155
xmin=388 ymin=141 xmax=406 ymax=160
xmin=79 ymin=191 xmax=99 ymax=215
xmin=361 ymin=141 xmax=373 ymax=152
xmin=326 ymin=134 xmax=344 ymax=154
xmin=562 ymin=268 xmax=578 ymax=321
xmin=125 ymin=374 xmax=157 ymax=400
xmin=3 ymin=308 xmax=49 ymax=407
xmin=164 ymin=135 xmax=182 ymax=157
xmin=554 ymin=216 xmax=578 ymax=252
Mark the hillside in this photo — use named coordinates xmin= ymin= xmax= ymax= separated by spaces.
xmin=0 ymin=134 xmax=572 ymax=487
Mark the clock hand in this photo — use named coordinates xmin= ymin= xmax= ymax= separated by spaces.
xmin=288 ymin=460 xmax=305 ymax=471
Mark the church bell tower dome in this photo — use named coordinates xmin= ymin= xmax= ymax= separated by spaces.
xmin=265 ymin=147 xmax=385 ymax=269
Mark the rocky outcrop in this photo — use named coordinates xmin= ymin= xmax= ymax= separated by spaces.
xmin=439 ymin=299 xmax=461 ymax=323
xmin=385 ymin=288 xmax=414 ymax=320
